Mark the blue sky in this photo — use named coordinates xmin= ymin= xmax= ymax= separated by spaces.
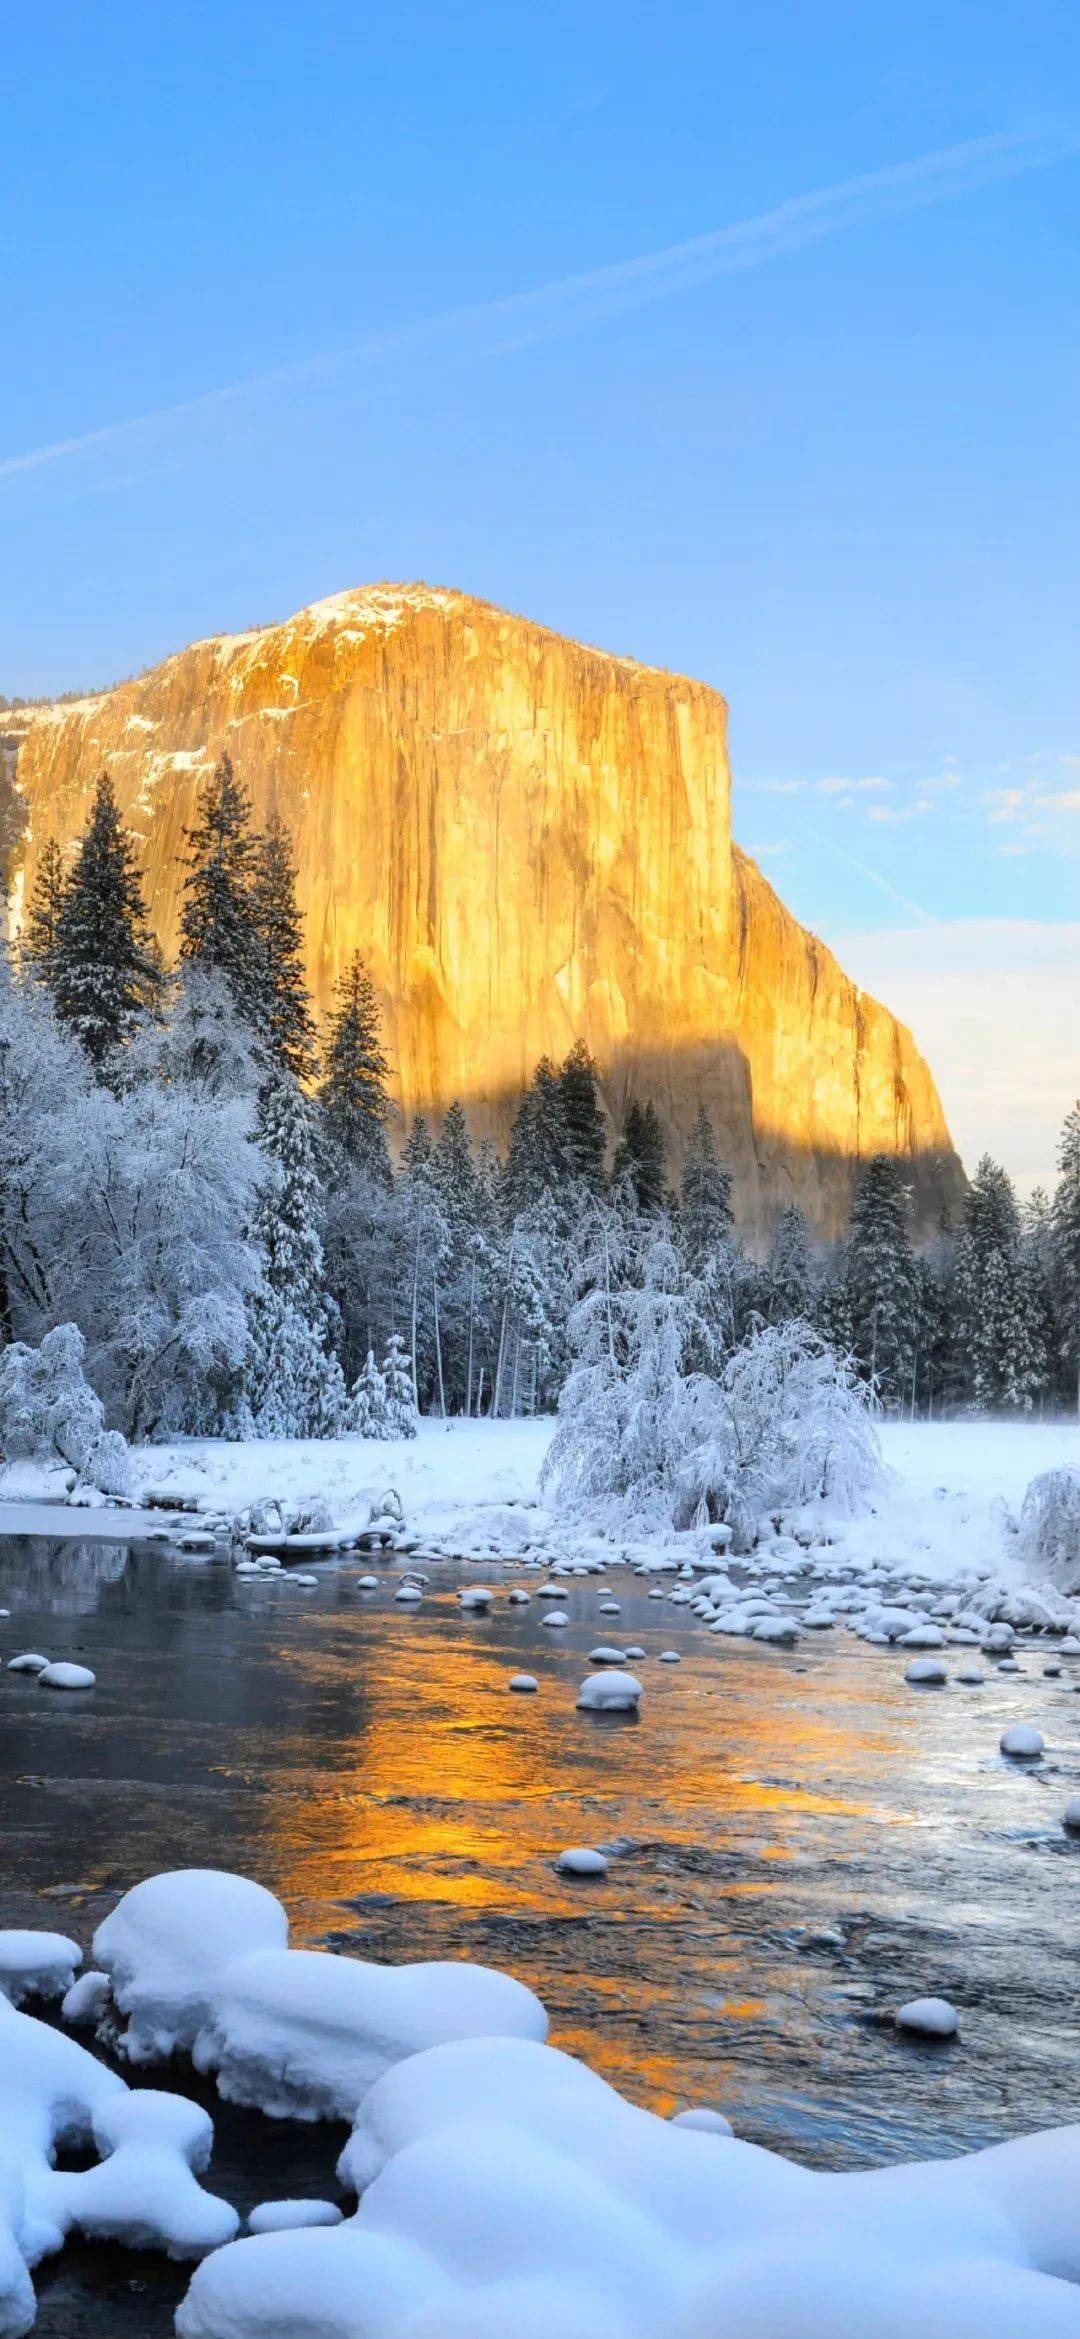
xmin=3 ymin=1 xmax=1078 ymax=1179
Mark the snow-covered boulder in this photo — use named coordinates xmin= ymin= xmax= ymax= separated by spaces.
xmin=94 ymin=1870 xmax=290 ymax=2063
xmin=576 ymin=1671 xmax=643 ymax=1714
xmin=0 ymin=2000 xmax=237 ymax=2336
xmin=178 ymin=2030 xmax=1080 ymax=2339
xmin=905 ymin=1658 xmax=947 ymax=1686
xmin=554 ymin=1849 xmax=608 ymax=1878
xmin=190 ymin=1946 xmax=547 ymax=2122
xmin=0 ymin=1932 xmax=80 ymax=2008
xmin=1000 ymin=1724 xmax=1044 ymax=1760
xmin=896 ymin=1997 xmax=959 ymax=2038
xmin=38 ymin=1662 xmax=95 ymax=1692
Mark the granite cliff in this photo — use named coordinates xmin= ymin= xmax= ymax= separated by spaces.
xmin=5 ymin=583 xmax=964 ymax=1239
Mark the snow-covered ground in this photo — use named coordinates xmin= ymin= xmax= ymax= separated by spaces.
xmin=2 ymin=1416 xmax=1076 ymax=1583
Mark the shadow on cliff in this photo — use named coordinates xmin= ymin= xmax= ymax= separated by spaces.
xmin=420 ymin=1035 xmax=967 ymax=1251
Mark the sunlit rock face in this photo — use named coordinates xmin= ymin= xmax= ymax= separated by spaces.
xmin=7 ymin=583 xmax=963 ymax=1238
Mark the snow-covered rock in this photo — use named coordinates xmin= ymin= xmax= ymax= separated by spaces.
xmin=37 ymin=1661 xmax=95 ymax=1692
xmin=576 ymin=1671 xmax=643 ymax=1713
xmin=905 ymin=1658 xmax=947 ymax=1686
xmin=896 ymin=1997 xmax=959 ymax=2039
xmin=248 ymin=2200 xmax=343 ymax=2234
xmin=0 ymin=1933 xmax=80 ymax=2008
xmin=190 ymin=1946 xmax=547 ymax=2122
xmin=0 ymin=2000 xmax=236 ymax=2336
xmin=508 ymin=1675 xmax=538 ymax=1694
xmin=94 ymin=1870 xmax=290 ymax=2063
xmin=177 ymin=2030 xmax=1080 ymax=2339
xmin=1000 ymin=1724 xmax=1045 ymax=1759
xmin=61 ymin=1970 xmax=111 ymax=2027
xmin=554 ymin=1849 xmax=608 ymax=1878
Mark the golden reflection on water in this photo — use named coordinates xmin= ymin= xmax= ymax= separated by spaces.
xmin=229 ymin=1589 xmax=890 ymax=2105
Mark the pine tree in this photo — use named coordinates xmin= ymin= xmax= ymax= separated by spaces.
xmin=844 ymin=1155 xmax=918 ymax=1407
xmin=393 ymin=1116 xmax=450 ymax=1413
xmin=349 ymin=1349 xmax=389 ymax=1438
xmin=613 ymin=1099 xmax=667 ymax=1214
xmin=180 ymin=754 xmax=266 ymax=1032
xmin=251 ymin=816 xmax=317 ymax=1082
xmin=244 ymin=1065 xmax=346 ymax=1436
xmin=21 ymin=837 xmax=67 ymax=985
xmin=382 ymin=1332 xmax=419 ymax=1437
xmin=951 ymin=1155 xmax=1051 ymax=1415
xmin=318 ymin=953 xmax=392 ymax=1183
xmin=964 ymin=1154 xmax=1021 ymax=1267
xmin=1051 ymin=1102 xmax=1080 ymax=1415
xmin=559 ymin=1039 xmax=607 ymax=1193
xmin=51 ymin=771 xmax=163 ymax=1070
xmin=678 ymin=1106 xmax=734 ymax=1272
xmin=503 ymin=1056 xmax=571 ymax=1212
xmin=765 ymin=1203 xmax=815 ymax=1324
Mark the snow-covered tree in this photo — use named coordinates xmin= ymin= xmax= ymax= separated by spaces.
xmin=843 ymin=1155 xmax=918 ymax=1407
xmin=180 ymin=754 xmax=267 ymax=1033
xmin=141 ymin=962 xmax=260 ymax=1101
xmin=1052 ymin=1102 xmax=1080 ymax=1415
xmin=251 ymin=816 xmax=317 ymax=1082
xmin=503 ymin=1056 xmax=571 ymax=1212
xmin=613 ymin=1099 xmax=666 ymax=1214
xmin=0 ymin=1322 xmax=133 ymax=1495
xmin=764 ymin=1203 xmax=815 ymax=1324
xmin=348 ymin=1350 xmax=389 ymax=1438
xmin=678 ymin=1106 xmax=733 ymax=1272
xmin=71 ymin=1075 xmax=261 ymax=1439
xmin=21 ymin=837 xmax=67 ymax=985
xmin=951 ymin=1154 xmax=1053 ymax=1415
xmin=542 ymin=1211 xmax=691 ymax=1517
xmin=392 ymin=1117 xmax=451 ymax=1413
xmin=678 ymin=1320 xmax=883 ymax=1545
xmin=1017 ymin=1467 xmax=1080 ymax=1591
xmin=0 ymin=950 xmax=93 ymax=1345
xmin=382 ymin=1332 xmax=419 ymax=1438
xmin=558 ymin=1039 xmax=607 ymax=1194
xmin=243 ymin=1066 xmax=346 ymax=1437
xmin=318 ymin=952 xmax=392 ymax=1183
xmin=51 ymin=772 xmax=163 ymax=1072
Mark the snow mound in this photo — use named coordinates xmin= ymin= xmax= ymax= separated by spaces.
xmin=0 ymin=2000 xmax=236 ymax=2337
xmin=0 ymin=1934 xmax=80 ymax=2009
xmin=191 ymin=1946 xmax=548 ymax=2122
xmin=93 ymin=1868 xmax=546 ymax=2124
xmin=37 ymin=1662 xmax=95 ymax=1692
xmin=576 ymin=1671 xmax=642 ymax=1712
xmin=178 ymin=2032 xmax=1080 ymax=2339
xmin=93 ymin=1870 xmax=290 ymax=2063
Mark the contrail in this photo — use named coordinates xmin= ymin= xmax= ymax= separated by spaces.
xmin=2 ymin=122 xmax=1074 ymax=489
xmin=792 ymin=819 xmax=942 ymax=926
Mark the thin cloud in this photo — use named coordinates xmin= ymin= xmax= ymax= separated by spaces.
xmin=791 ymin=818 xmax=941 ymax=925
xmin=2 ymin=122 xmax=1076 ymax=494
xmin=865 ymin=798 xmax=935 ymax=824
xmin=817 ymin=774 xmax=892 ymax=794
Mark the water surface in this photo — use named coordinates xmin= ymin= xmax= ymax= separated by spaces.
xmin=3 ymin=1532 xmax=1080 ymax=2327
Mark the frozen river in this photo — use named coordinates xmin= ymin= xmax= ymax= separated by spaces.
xmin=2 ymin=1524 xmax=1080 ymax=2330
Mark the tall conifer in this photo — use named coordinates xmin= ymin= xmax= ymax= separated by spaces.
xmin=180 ymin=754 xmax=265 ymax=1031
xmin=51 ymin=772 xmax=162 ymax=1070
xmin=251 ymin=816 xmax=317 ymax=1082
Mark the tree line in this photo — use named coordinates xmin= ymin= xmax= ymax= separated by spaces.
xmin=1 ymin=754 xmax=1077 ymax=1440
